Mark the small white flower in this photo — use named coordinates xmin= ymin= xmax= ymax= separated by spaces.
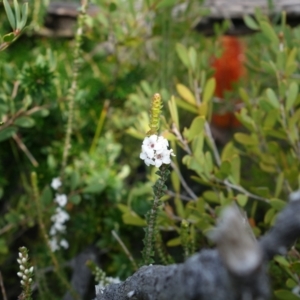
xmin=49 ymin=225 xmax=57 ymax=236
xmin=140 ymin=135 xmax=175 ymax=167
xmin=140 ymin=152 xmax=155 ymax=166
xmin=154 ymin=151 xmax=170 ymax=167
xmin=29 ymin=278 xmax=32 ymax=283
xmin=29 ymin=266 xmax=34 ymax=273
xmin=51 ymin=207 xmax=70 ymax=223
xmin=20 ymin=265 xmax=25 ymax=271
xmin=49 ymin=237 xmax=59 ymax=252
xmin=53 ymin=222 xmax=66 ymax=233
xmin=141 ymin=144 xmax=155 ymax=159
xmin=17 ymin=272 xmax=23 ymax=277
xmin=18 ymin=252 xmax=22 ymax=258
xmin=60 ymin=239 xmax=69 ymax=249
xmin=154 ymin=136 xmax=169 ymax=153
xmin=22 ymin=258 xmax=26 ymax=263
xmin=142 ymin=135 xmax=158 ymax=149
xmin=17 ymin=259 xmax=21 ymax=264
xmin=22 ymin=274 xmax=27 ymax=280
xmin=20 ymin=280 xmax=24 ymax=285
xmin=55 ymin=194 xmax=68 ymax=207
xmin=51 ymin=177 xmax=62 ymax=190
xmin=56 ymin=207 xmax=70 ymax=222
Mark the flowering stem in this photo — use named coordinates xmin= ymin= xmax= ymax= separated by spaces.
xmin=142 ymin=164 xmax=170 ymax=265
xmin=17 ymin=247 xmax=34 ymax=300
xmin=31 ymin=172 xmax=79 ymax=300
xmin=60 ymin=0 xmax=88 ymax=182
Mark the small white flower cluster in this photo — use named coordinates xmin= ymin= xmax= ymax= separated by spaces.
xmin=140 ymin=135 xmax=175 ymax=167
xmin=17 ymin=247 xmax=34 ymax=287
xmin=49 ymin=177 xmax=69 ymax=252
xmin=95 ymin=277 xmax=121 ymax=295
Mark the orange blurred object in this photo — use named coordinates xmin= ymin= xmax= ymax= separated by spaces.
xmin=211 ymin=36 xmax=245 ymax=129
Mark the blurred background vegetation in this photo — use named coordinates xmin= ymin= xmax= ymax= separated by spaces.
xmin=1 ymin=0 xmax=300 ymax=299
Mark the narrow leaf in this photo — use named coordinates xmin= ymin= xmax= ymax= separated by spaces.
xmin=13 ymin=0 xmax=21 ymax=28
xmin=275 ymin=172 xmax=284 ymax=197
xmin=19 ymin=3 xmax=28 ymax=29
xmin=243 ymin=15 xmax=259 ymax=30
xmin=188 ymin=47 xmax=197 ymax=73
xmin=176 ymin=83 xmax=196 ymax=105
xmin=259 ymin=21 xmax=279 ymax=44
xmin=176 ymin=43 xmax=190 ymax=69
xmin=275 ymin=290 xmax=300 ymax=300
xmin=266 ymin=88 xmax=280 ymax=109
xmin=3 ymin=0 xmax=16 ymax=30
xmin=234 ymin=133 xmax=258 ymax=146
xmin=168 ymin=96 xmax=179 ymax=129
xmin=286 ymin=82 xmax=298 ymax=111
xmin=202 ymin=78 xmax=216 ymax=103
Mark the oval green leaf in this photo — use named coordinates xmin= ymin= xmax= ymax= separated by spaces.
xmin=14 ymin=116 xmax=35 ymax=128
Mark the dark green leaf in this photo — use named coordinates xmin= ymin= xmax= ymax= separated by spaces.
xmin=3 ymin=33 xmax=15 ymax=42
xmin=0 ymin=239 xmax=8 ymax=254
xmin=69 ymin=194 xmax=81 ymax=205
xmin=274 ymin=290 xmax=300 ymax=300
xmin=0 ymin=126 xmax=17 ymax=142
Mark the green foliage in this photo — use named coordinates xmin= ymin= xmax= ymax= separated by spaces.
xmin=1 ymin=0 xmax=300 ymax=299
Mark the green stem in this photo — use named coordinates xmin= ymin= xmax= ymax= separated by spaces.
xmin=89 ymin=100 xmax=109 ymax=154
xmin=60 ymin=1 xmax=88 ymax=182
xmin=142 ymin=164 xmax=170 ymax=265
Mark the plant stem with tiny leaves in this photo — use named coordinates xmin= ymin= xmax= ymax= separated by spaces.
xmin=142 ymin=164 xmax=170 ymax=265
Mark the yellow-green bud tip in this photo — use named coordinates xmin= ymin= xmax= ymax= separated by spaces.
xmin=147 ymin=93 xmax=162 ymax=136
